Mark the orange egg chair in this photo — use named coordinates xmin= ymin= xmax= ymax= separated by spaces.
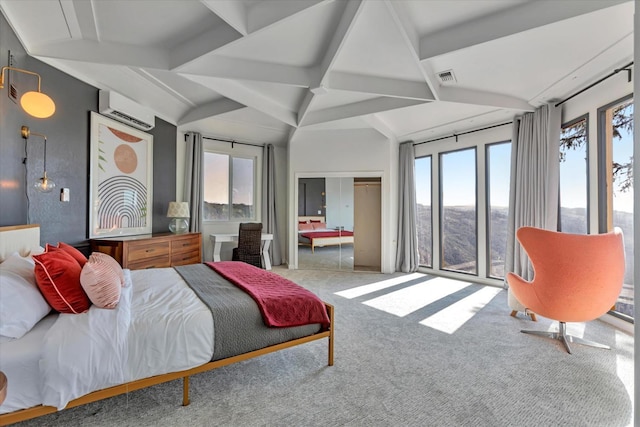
xmin=506 ymin=226 xmax=625 ymax=354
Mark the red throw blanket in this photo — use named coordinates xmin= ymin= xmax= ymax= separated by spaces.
xmin=301 ymin=230 xmax=354 ymax=242
xmin=206 ymin=261 xmax=330 ymax=329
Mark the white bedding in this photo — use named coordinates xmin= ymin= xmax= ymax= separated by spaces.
xmin=0 ymin=268 xmax=213 ymax=412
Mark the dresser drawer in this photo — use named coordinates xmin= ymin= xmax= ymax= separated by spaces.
xmin=171 ymin=249 xmax=201 ymax=266
xmin=171 ymin=236 xmax=200 ymax=255
xmin=127 ymin=256 xmax=172 ymax=270
xmin=126 ymin=241 xmax=171 ymax=264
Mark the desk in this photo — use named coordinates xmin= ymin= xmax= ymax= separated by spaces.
xmin=210 ymin=233 xmax=274 ymax=270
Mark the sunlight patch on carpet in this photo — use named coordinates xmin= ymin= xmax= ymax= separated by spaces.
xmin=362 ymin=277 xmax=470 ymax=317
xmin=334 ymin=272 xmax=426 ymax=299
xmin=419 ymin=286 xmax=501 ymax=334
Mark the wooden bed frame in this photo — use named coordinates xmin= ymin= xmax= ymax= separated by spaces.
xmin=297 ymin=216 xmax=354 ymax=253
xmin=0 ymin=224 xmax=334 ymax=426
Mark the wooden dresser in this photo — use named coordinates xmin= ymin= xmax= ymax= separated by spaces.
xmin=90 ymin=233 xmax=202 ymax=270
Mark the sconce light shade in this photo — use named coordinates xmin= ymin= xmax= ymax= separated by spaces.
xmin=1 ymin=66 xmax=56 ymax=119
xmin=21 ymin=91 xmax=56 ymax=119
xmin=167 ymin=201 xmax=190 ymax=234
xmin=21 ymin=126 xmax=55 ymax=193
xmin=34 ymin=171 xmax=55 ymax=193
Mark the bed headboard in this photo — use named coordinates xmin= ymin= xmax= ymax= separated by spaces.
xmin=0 ymin=224 xmax=41 ymax=262
xmin=298 ymin=216 xmax=325 ymax=223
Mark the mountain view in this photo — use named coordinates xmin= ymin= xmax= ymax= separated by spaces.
xmin=203 ymin=201 xmax=254 ymax=221
xmin=416 ymin=204 xmax=634 ymax=317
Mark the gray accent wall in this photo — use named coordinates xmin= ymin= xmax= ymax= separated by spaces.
xmin=0 ymin=14 xmax=177 ymax=248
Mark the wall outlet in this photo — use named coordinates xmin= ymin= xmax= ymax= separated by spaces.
xmin=60 ymin=188 xmax=70 ymax=202
xmin=317 ymin=210 xmax=321 ymax=214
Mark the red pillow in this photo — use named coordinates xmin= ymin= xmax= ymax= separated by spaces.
xmin=310 ymin=219 xmax=322 ymax=223
xmin=33 ymin=250 xmax=90 ymax=314
xmin=46 ymin=242 xmax=87 ymax=267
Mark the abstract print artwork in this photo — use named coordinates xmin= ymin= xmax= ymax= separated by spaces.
xmin=89 ymin=112 xmax=153 ymax=238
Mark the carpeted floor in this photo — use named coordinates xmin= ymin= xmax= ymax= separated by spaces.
xmin=13 ymin=268 xmax=634 ymax=427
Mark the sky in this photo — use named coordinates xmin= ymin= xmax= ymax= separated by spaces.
xmin=203 ymin=153 xmax=254 ymax=205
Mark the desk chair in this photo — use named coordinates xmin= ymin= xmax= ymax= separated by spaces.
xmin=232 ymin=222 xmax=263 ymax=268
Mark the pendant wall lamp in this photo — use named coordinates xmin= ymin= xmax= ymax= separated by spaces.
xmin=21 ymin=126 xmax=56 ymax=193
xmin=0 ymin=66 xmax=56 ymax=118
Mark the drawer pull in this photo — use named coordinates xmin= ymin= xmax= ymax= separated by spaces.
xmin=146 ymin=249 xmax=154 ymax=253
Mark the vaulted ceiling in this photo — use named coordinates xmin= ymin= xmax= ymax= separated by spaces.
xmin=1 ymin=0 xmax=633 ymax=146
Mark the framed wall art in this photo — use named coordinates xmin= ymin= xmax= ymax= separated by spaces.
xmin=89 ymin=112 xmax=153 ymax=238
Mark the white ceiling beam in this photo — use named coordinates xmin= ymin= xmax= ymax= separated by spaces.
xmin=177 ymin=56 xmax=312 ymax=87
xmin=438 ymin=86 xmax=534 ymax=112
xmin=296 ymin=91 xmax=316 ymax=125
xmin=362 ymin=115 xmax=398 ymax=142
xmin=178 ymin=98 xmax=246 ymax=126
xmin=328 ymin=72 xmax=435 ymax=101
xmin=201 ymin=0 xmax=248 ymax=36
xmin=69 ymin=0 xmax=99 ymax=41
xmin=247 ymin=0 xmax=327 ymax=34
xmin=316 ymin=0 xmax=364 ymax=87
xmin=297 ymin=0 xmax=364 ymax=126
xmin=182 ymin=76 xmax=297 ymax=126
xmin=58 ymin=1 xmax=82 ymax=39
xmin=169 ymin=25 xmax=243 ymax=70
xmin=300 ymin=97 xmax=426 ymax=127
xmin=29 ymin=40 xmax=169 ymax=69
xmin=420 ymin=0 xmax=629 ymax=60
xmin=382 ymin=0 xmax=439 ymax=99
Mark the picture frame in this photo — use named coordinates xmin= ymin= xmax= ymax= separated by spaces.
xmin=89 ymin=111 xmax=153 ymax=238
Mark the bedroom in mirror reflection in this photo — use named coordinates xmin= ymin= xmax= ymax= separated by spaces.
xmin=297 ymin=176 xmax=381 ymax=272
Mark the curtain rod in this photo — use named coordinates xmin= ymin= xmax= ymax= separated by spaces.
xmin=184 ymin=133 xmax=264 ymax=148
xmin=413 ymin=121 xmax=513 ymax=146
xmin=555 ymin=61 xmax=633 ymax=107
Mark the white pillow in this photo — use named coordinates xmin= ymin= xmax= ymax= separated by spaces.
xmin=0 ymin=252 xmax=36 ymax=281
xmin=0 ymin=253 xmax=51 ymax=339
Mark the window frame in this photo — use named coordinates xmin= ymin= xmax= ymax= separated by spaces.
xmin=485 ymin=140 xmax=511 ymax=279
xmin=202 ymin=145 xmax=260 ymax=223
xmin=415 ymin=155 xmax=433 ymax=268
xmin=439 ymin=146 xmax=478 ymax=276
xmin=557 ymin=113 xmax=590 ymax=234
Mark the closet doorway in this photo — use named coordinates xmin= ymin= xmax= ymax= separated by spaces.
xmin=296 ymin=175 xmax=381 ymax=272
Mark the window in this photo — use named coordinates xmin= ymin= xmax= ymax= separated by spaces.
xmin=559 ymin=115 xmax=588 ymax=233
xmin=599 ymin=96 xmax=633 ymax=320
xmin=440 ymin=148 xmax=477 ymax=274
xmin=415 ymin=156 xmax=432 ymax=267
xmin=203 ymin=152 xmax=256 ymax=221
xmin=486 ymin=142 xmax=511 ymax=278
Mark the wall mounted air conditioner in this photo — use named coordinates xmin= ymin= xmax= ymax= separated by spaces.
xmin=98 ymin=90 xmax=155 ymax=131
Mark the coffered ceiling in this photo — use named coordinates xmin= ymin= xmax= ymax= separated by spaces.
xmin=1 ymin=0 xmax=633 ymax=145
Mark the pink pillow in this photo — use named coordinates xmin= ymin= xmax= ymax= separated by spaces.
xmin=299 ymin=223 xmax=314 ymax=231
xmin=33 ymin=250 xmax=90 ymax=314
xmin=80 ymin=253 xmax=122 ymax=309
xmin=312 ymin=222 xmax=327 ymax=230
xmin=91 ymin=252 xmax=125 ymax=286
xmin=46 ymin=242 xmax=87 ymax=267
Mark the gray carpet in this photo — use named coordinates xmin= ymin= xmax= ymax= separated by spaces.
xmin=15 ymin=268 xmax=634 ymax=427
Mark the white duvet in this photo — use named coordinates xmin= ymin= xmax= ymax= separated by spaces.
xmin=40 ymin=268 xmax=214 ymax=410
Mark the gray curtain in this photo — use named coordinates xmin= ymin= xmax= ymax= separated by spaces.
xmin=183 ymin=132 xmax=203 ymax=233
xmin=262 ymin=144 xmax=282 ymax=266
xmin=395 ymin=142 xmax=419 ymax=272
xmin=505 ymin=104 xmax=561 ymax=308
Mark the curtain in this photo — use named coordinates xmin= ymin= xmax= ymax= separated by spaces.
xmin=262 ymin=144 xmax=282 ymax=266
xmin=183 ymin=132 xmax=203 ymax=233
xmin=395 ymin=142 xmax=419 ymax=272
xmin=505 ymin=104 xmax=561 ymax=308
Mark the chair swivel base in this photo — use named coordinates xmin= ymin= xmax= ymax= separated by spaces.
xmin=521 ymin=321 xmax=611 ymax=354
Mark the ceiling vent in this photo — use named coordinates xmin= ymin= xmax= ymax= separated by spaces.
xmin=99 ymin=90 xmax=155 ymax=131
xmin=436 ymin=69 xmax=457 ymax=85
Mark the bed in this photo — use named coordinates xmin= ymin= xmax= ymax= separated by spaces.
xmin=0 ymin=224 xmax=333 ymax=426
xmin=298 ymin=216 xmax=354 ymax=253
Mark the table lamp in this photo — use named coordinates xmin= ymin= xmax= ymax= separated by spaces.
xmin=166 ymin=201 xmax=189 ymax=234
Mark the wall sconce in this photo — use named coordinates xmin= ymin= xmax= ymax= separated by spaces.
xmin=1 ymin=66 xmax=56 ymax=118
xmin=21 ymin=126 xmax=56 ymax=193
xmin=166 ymin=201 xmax=190 ymax=234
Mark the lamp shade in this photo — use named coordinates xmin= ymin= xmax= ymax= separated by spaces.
xmin=20 ymin=91 xmax=56 ymax=119
xmin=167 ymin=202 xmax=189 ymax=218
